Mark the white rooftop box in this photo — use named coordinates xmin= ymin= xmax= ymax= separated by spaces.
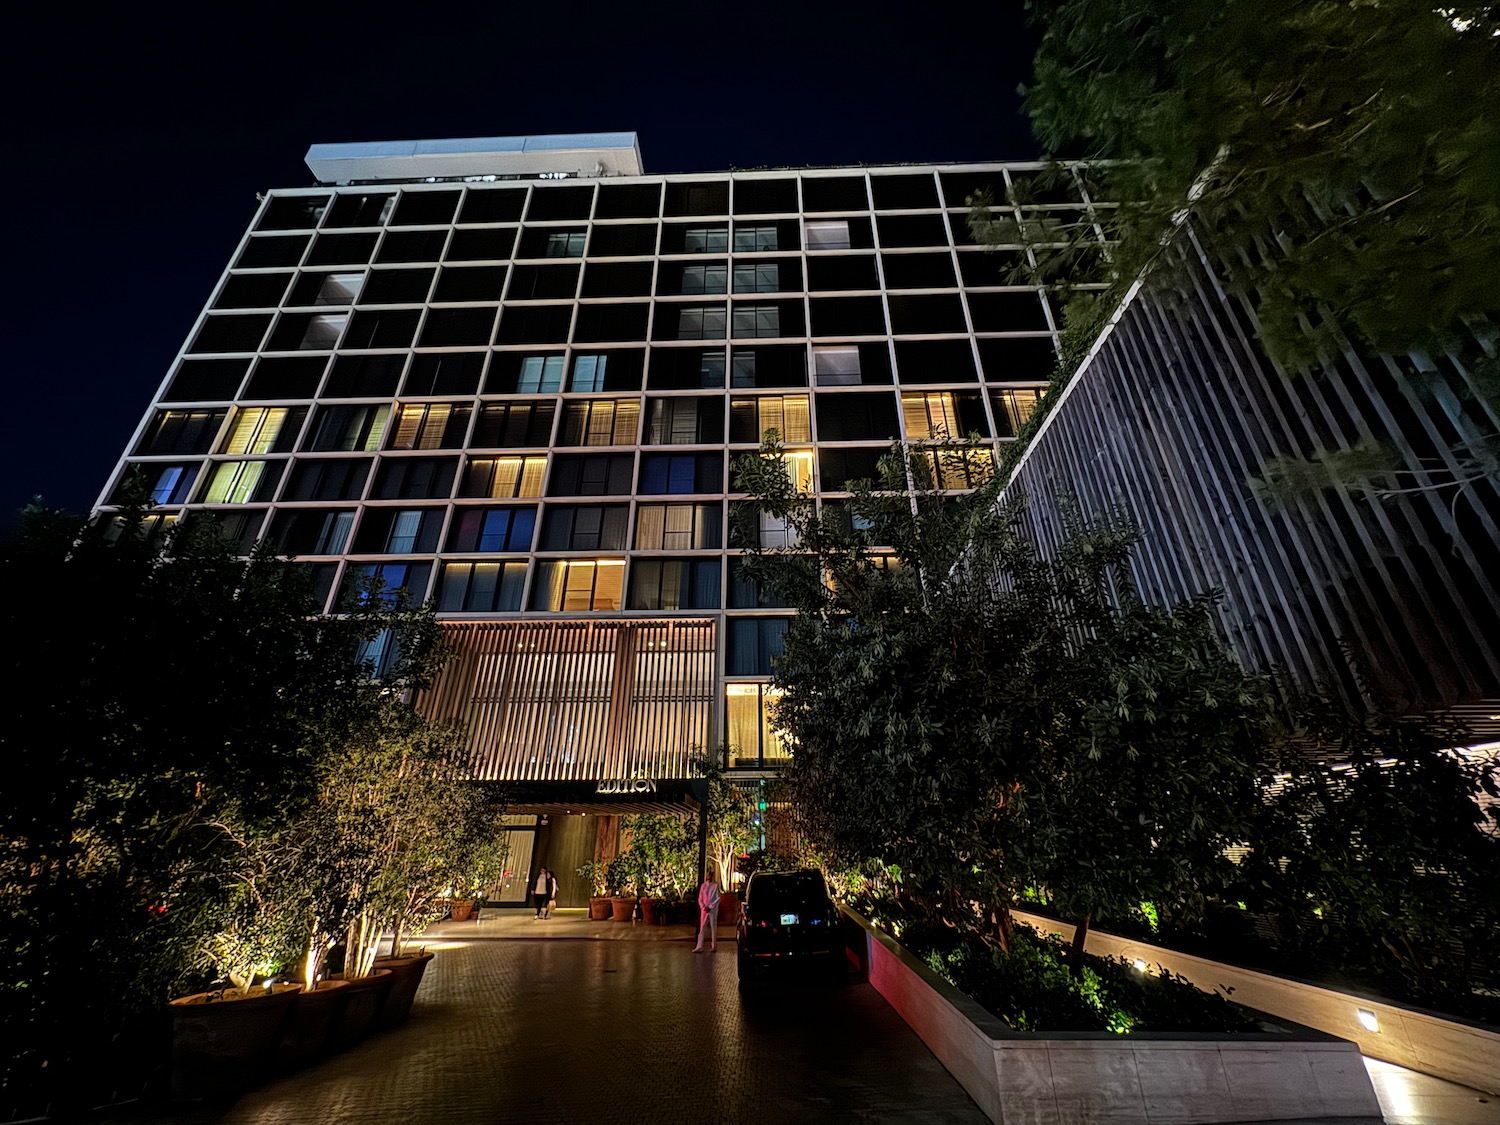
xmin=304 ymin=132 xmax=644 ymax=184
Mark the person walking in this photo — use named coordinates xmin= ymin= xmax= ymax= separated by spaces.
xmin=693 ymin=868 xmax=721 ymax=952
xmin=533 ymin=867 xmax=551 ymax=919
xmin=544 ymin=868 xmax=559 ymax=918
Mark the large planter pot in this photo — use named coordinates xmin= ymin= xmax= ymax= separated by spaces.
xmin=588 ymin=895 xmax=612 ymax=921
xmin=448 ymin=899 xmax=477 ymax=922
xmin=167 ymin=983 xmax=302 ymax=1100
xmin=274 ymin=979 xmax=350 ymax=1071
xmin=328 ymin=969 xmax=394 ymax=1050
xmin=640 ymin=897 xmax=663 ymax=925
xmin=371 ymin=952 xmax=435 ymax=1030
xmin=668 ymin=899 xmax=697 ymax=925
xmin=717 ymin=892 xmax=741 ymax=927
xmin=610 ymin=896 xmax=637 ymax=922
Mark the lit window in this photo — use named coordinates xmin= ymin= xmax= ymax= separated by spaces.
xmin=571 ymin=354 xmax=608 ymax=392
xmin=560 ymin=400 xmax=640 ymax=446
xmin=733 ymin=263 xmax=780 ymax=293
xmin=463 ymin=456 xmax=546 ymax=498
xmin=730 ymin=395 xmax=811 ymax=444
xmin=202 ymin=460 xmax=267 ymax=504
xmin=314 ymin=272 xmax=363 ymax=305
xmin=813 ymin=346 xmax=861 ymax=386
xmin=726 ymin=683 xmax=789 ymax=768
xmin=804 ymin=221 xmax=850 ymax=250
xmin=223 ymin=407 xmax=299 ymax=454
xmin=143 ymin=463 xmax=199 ymax=505
xmin=314 ymin=510 xmax=355 ymax=554
xmin=683 ymin=226 xmax=729 ymax=253
xmin=901 ymin=392 xmax=962 ymax=441
xmin=389 ymin=403 xmax=469 ymax=449
xmin=517 ymin=355 xmax=565 ymax=393
xmin=992 ymin=387 xmax=1045 ymax=438
xmin=545 ymin=231 xmax=586 ymax=258
xmin=343 ymin=561 xmax=433 ymax=608
xmin=299 ymin=314 xmax=347 ymax=349
xmin=912 ymin=447 xmax=995 ymax=490
xmin=734 ymin=225 xmax=779 ymax=252
xmin=732 ymin=305 xmax=781 ymax=338
xmin=529 ymin=559 xmax=626 ymax=611
xmin=634 ymin=502 xmax=722 ymax=550
xmin=681 ymin=264 xmax=728 ymax=294
xmin=305 ymin=404 xmax=391 ymax=452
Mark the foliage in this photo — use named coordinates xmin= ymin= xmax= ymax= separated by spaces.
xmin=907 ymin=921 xmax=1256 ymax=1034
xmin=733 ymin=438 xmax=1274 ymax=950
xmin=576 ymin=858 xmax=609 ymax=898
xmin=604 ymin=853 xmax=638 ymax=897
xmin=696 ymin=751 xmax=760 ymax=888
xmin=619 ymin=811 xmax=697 ymax=901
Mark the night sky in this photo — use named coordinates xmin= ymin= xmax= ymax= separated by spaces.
xmin=4 ymin=1 xmax=1040 ymax=527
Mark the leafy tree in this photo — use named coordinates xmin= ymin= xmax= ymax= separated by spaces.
xmin=619 ymin=811 xmax=697 ymax=901
xmin=733 ymin=439 xmax=1273 ymax=956
xmin=696 ymin=752 xmax=760 ymax=889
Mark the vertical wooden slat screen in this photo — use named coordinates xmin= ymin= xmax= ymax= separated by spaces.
xmin=1002 ymin=227 xmax=1500 ymax=723
xmin=414 ymin=618 xmax=716 ymax=781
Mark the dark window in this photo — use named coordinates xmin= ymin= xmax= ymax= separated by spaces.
xmin=214 ymin=273 xmax=292 ymax=309
xmin=801 ymin=176 xmax=868 ymax=212
xmin=286 ymin=271 xmax=364 ymax=307
xmin=939 ymin=171 xmax=1008 ymax=208
xmin=595 ymin=182 xmax=662 ymax=219
xmin=733 ymin=260 xmax=799 ymax=293
xmin=540 ymin=504 xmax=630 ymax=550
xmin=633 ymin=502 xmax=722 ymax=549
xmin=343 ymin=308 xmax=421 ymax=349
xmin=648 ymin=348 xmax=726 ymax=390
xmin=283 ymin=457 xmax=372 ymax=501
xmin=977 ymin=337 xmax=1058 ymax=382
xmin=733 ymin=178 xmax=798 ymax=216
xmin=628 ymin=559 xmax=721 ymax=610
xmin=881 ymin=253 xmax=957 ymax=289
xmin=809 ymin=297 xmax=886 ymax=336
xmin=445 ymin=506 xmax=537 ymax=552
xmin=588 ymin=224 xmax=659 ymax=257
xmin=665 ymin=180 xmax=730 ymax=217
xmin=734 ymin=222 xmax=795 ymax=253
xmin=547 ymin=454 xmax=635 ymax=496
xmin=359 ymin=267 xmax=435 ymax=304
xmin=569 ymin=350 xmax=644 ymax=391
xmin=305 ymin=404 xmax=392 ymax=452
xmin=267 ymin=311 xmax=348 ymax=351
xmin=818 ymin=447 xmax=885 ymax=490
xmin=871 ymin=174 xmax=940 ymax=210
xmin=472 ymin=401 xmax=557 ymax=447
xmin=324 ymin=353 xmax=405 ymax=397
xmin=370 ymin=456 xmax=459 ymax=499
xmin=877 ymin=214 xmax=950 ymax=248
xmin=645 ymin=396 xmax=724 ymax=444
xmin=666 ymin=261 xmax=728 ymax=296
xmin=485 ymin=352 xmax=565 ymax=394
xmin=517 ymin=227 xmax=586 ymax=258
xmin=895 ymin=340 xmax=980 ymax=384
xmin=806 ymin=255 xmax=878 ymax=292
xmin=581 ymin=260 xmax=655 ymax=297
xmin=508 ymin=264 xmax=580 ymax=300
xmin=447 ymin=228 xmax=516 ymax=261
xmin=243 ymin=356 xmax=327 ymax=399
xmin=433 ymin=266 xmax=508 ymax=302
xmin=188 ymin=314 xmax=271 ymax=354
xmin=729 ymin=557 xmax=794 ymax=608
xmin=495 ymin=304 xmax=573 ymax=344
xmin=661 ymin=223 xmax=729 ymax=254
xmin=526 ymin=185 xmax=594 ymax=221
xmin=268 ymin=507 xmax=358 ymax=555
xmin=574 ymin=303 xmax=650 ymax=343
xmin=388 ymin=402 xmax=473 ymax=449
xmin=164 ymin=358 xmax=249 ymax=401
xmin=732 ymin=301 xmax=801 ymax=338
xmin=376 ymin=230 xmax=449 ymax=263
xmin=637 ymin=452 xmax=722 ymax=494
xmin=402 ymin=352 xmax=486 ymax=396
xmin=957 ymin=250 xmax=1027 ymax=287
xmin=459 ymin=188 xmax=526 ymax=223
xmin=135 ymin=409 xmax=228 ymax=455
xmin=257 ymin=196 xmax=329 ymax=231
xmin=730 ymin=345 xmax=807 ymax=388
xmin=727 ymin=617 xmax=788 ymax=675
xmin=888 ymin=294 xmax=968 ymax=334
xmin=814 ymin=393 xmax=899 ymax=441
xmin=966 ymin=292 xmax=1051 ymax=332
xmin=236 ymin=235 xmax=309 ymax=269
xmin=350 ymin=507 xmax=444 ymax=553
xmin=390 ymin=190 xmax=460 ymax=227
xmin=340 ymin=561 xmax=433 ymax=608
xmin=419 ymin=307 xmax=497 ymax=347
xmin=324 ymin=193 xmax=394 ymax=228
xmin=659 ymin=304 xmax=727 ymax=341
xmin=438 ymin=561 xmax=527 ymax=612
xmin=306 ymin=232 xmax=378 ymax=266
xmin=297 ymin=562 xmax=340 ymax=611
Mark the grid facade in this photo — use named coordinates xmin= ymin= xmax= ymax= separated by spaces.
xmin=102 ymin=156 xmax=1111 ymax=781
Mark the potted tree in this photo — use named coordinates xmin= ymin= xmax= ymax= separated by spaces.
xmin=699 ymin=753 xmax=759 ymax=927
xmin=605 ymin=854 xmax=639 ymax=922
xmin=623 ymin=811 xmax=697 ymax=925
xmin=578 ymin=859 xmax=612 ymax=920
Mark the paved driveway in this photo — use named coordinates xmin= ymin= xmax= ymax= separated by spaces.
xmin=142 ymin=911 xmax=986 ymax=1124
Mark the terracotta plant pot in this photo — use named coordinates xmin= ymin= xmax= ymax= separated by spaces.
xmin=640 ymin=897 xmax=662 ymax=925
xmin=448 ymin=899 xmax=476 ymax=922
xmin=167 ymin=983 xmax=302 ymax=1100
xmin=328 ymin=968 xmax=394 ymax=1050
xmin=609 ymin=897 xmax=636 ymax=922
xmin=275 ymin=979 xmax=350 ymax=1071
xmin=588 ymin=896 xmax=612 ymax=921
xmin=371 ymin=952 xmax=435 ymax=1030
xmin=718 ymin=892 xmax=741 ymax=927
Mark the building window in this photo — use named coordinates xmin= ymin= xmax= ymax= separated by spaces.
xmin=638 ymin=453 xmax=721 ymax=494
xmin=734 ymin=225 xmax=779 ymax=252
xmin=628 ymin=559 xmax=721 ymax=610
xmin=732 ymin=263 xmax=780 ymax=293
xmin=136 ymin=410 xmax=228 ymax=456
xmin=305 ymin=404 xmax=391 ymax=452
xmin=462 ymin=456 xmax=546 ymax=498
xmin=342 ymin=561 xmax=433 ymax=608
xmin=298 ymin=313 xmax=348 ymax=350
xmin=371 ymin=456 xmax=458 ymax=499
xmin=201 ymin=460 xmax=274 ymax=504
xmin=547 ymin=453 xmax=635 ymax=496
xmin=682 ymin=226 xmax=729 ymax=253
xmin=732 ymin=305 xmax=781 ymax=339
xmin=544 ymin=231 xmax=586 ymax=258
xmin=351 ymin=507 xmax=444 ymax=553
xmin=540 ymin=505 xmax=631 ymax=551
xmin=269 ymin=508 xmax=355 ymax=555
xmin=726 ymin=683 xmax=789 ymax=768
xmin=283 ymin=457 xmax=371 ymax=501
xmin=645 ymin=397 xmax=720 ymax=445
xmin=910 ymin=447 xmax=995 ymax=490
xmin=472 ymin=402 xmax=556 ymax=447
xmin=438 ymin=561 xmax=527 ymax=612
xmin=446 ymin=506 xmax=537 ymax=552
xmin=634 ymin=502 xmax=721 ymax=550
xmin=730 ymin=395 xmax=810 ymax=444
xmin=389 ymin=403 xmax=472 ymax=450
xmin=677 ymin=306 xmax=727 ymax=340
xmin=560 ymin=399 xmax=640 ymax=446
xmin=138 ymin=464 xmax=199 ymax=505
xmin=991 ymin=387 xmax=1045 ymax=438
xmin=804 ymin=220 xmax=851 ymax=250
xmin=570 ymin=354 xmax=608 ymax=392
xmin=681 ymin=264 xmax=728 ymax=294
xmin=813 ymin=346 xmax=862 ymax=386
xmin=517 ymin=355 xmax=565 ymax=393
xmin=529 ymin=559 xmax=626 ymax=611
xmin=222 ymin=407 xmax=303 ymax=455
xmin=727 ymin=617 xmax=789 ymax=676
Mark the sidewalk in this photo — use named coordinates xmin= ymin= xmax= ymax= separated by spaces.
xmin=431 ymin=904 xmax=703 ymax=943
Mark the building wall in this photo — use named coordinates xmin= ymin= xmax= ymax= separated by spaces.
xmin=1004 ymin=230 xmax=1500 ymax=730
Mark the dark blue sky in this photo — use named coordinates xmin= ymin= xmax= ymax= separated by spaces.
xmin=4 ymin=1 xmax=1039 ymax=525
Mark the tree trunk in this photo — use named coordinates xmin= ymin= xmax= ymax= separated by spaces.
xmin=989 ymin=901 xmax=1013 ymax=954
xmin=1069 ymin=913 xmax=1091 ymax=972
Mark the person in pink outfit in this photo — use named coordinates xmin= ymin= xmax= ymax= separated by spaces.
xmin=692 ymin=869 xmax=721 ymax=952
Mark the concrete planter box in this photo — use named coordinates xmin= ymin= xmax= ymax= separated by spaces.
xmin=842 ymin=908 xmax=1382 ymax=1125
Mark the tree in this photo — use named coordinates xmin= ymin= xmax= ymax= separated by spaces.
xmin=733 ymin=438 xmax=1274 ymax=955
xmin=696 ymin=752 xmax=760 ymax=888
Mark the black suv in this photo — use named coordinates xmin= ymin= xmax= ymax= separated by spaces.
xmin=736 ymin=868 xmax=845 ymax=981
